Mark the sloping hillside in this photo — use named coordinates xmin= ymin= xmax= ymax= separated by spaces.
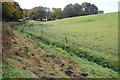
xmin=2 ymin=24 xmax=85 ymax=78
xmin=2 ymin=12 xmax=119 ymax=78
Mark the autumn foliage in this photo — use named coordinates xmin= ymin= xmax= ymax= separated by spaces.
xmin=2 ymin=2 xmax=23 ymax=21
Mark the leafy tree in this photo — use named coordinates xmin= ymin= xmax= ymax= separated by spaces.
xmin=81 ymin=2 xmax=90 ymax=15
xmin=52 ymin=8 xmax=63 ymax=19
xmin=63 ymin=4 xmax=74 ymax=17
xmin=27 ymin=2 xmax=98 ymax=21
xmin=2 ymin=2 xmax=23 ymax=21
xmin=63 ymin=2 xmax=98 ymax=18
xmin=72 ymin=3 xmax=82 ymax=16
xmin=22 ymin=9 xmax=29 ymax=19
xmin=91 ymin=4 xmax=98 ymax=14
xmin=81 ymin=2 xmax=98 ymax=15
xmin=47 ymin=11 xmax=53 ymax=21
xmin=45 ymin=7 xmax=52 ymax=21
xmin=29 ymin=6 xmax=48 ymax=21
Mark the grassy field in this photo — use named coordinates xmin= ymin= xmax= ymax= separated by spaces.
xmin=29 ymin=12 xmax=118 ymax=55
xmin=8 ymin=12 xmax=119 ymax=78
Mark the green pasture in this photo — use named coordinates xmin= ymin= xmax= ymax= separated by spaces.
xmin=12 ymin=12 xmax=119 ymax=78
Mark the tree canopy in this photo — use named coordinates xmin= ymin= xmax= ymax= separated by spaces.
xmin=2 ymin=2 xmax=23 ymax=21
xmin=52 ymin=8 xmax=63 ymax=19
xmin=2 ymin=1 xmax=98 ymax=22
xmin=81 ymin=2 xmax=98 ymax=15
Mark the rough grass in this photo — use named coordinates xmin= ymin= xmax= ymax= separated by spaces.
xmin=12 ymin=12 xmax=119 ymax=78
xmin=29 ymin=12 xmax=118 ymax=56
xmin=2 ymin=59 xmax=34 ymax=78
xmin=23 ymin=32 xmax=118 ymax=72
xmin=24 ymin=32 xmax=118 ymax=78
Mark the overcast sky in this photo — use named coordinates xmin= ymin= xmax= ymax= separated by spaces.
xmin=14 ymin=0 xmax=120 ymax=13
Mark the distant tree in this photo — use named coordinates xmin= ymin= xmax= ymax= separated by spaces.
xmin=26 ymin=2 xmax=98 ymax=21
xmin=81 ymin=2 xmax=98 ymax=15
xmin=81 ymin=2 xmax=90 ymax=15
xmin=2 ymin=2 xmax=23 ymax=21
xmin=63 ymin=3 xmax=98 ymax=18
xmin=22 ymin=9 xmax=29 ymax=19
xmin=38 ymin=7 xmax=48 ymax=21
xmin=29 ymin=6 xmax=49 ymax=21
xmin=63 ymin=4 xmax=74 ymax=17
xmin=72 ymin=3 xmax=82 ymax=16
xmin=28 ymin=8 xmax=36 ymax=20
xmin=47 ymin=11 xmax=53 ymax=21
xmin=91 ymin=4 xmax=98 ymax=14
xmin=52 ymin=8 xmax=63 ymax=19
xmin=45 ymin=7 xmax=53 ymax=21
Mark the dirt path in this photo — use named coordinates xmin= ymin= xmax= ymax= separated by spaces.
xmin=7 ymin=31 xmax=85 ymax=78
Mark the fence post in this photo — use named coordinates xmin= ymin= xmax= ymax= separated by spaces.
xmin=65 ymin=37 xmax=68 ymax=43
xmin=41 ymin=30 xmax=44 ymax=36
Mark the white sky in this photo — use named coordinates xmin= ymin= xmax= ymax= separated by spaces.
xmin=14 ymin=0 xmax=120 ymax=13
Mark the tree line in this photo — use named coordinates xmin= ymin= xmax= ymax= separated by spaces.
xmin=2 ymin=1 xmax=98 ymax=22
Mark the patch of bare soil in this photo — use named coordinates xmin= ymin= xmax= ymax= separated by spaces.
xmin=3 ymin=29 xmax=86 ymax=78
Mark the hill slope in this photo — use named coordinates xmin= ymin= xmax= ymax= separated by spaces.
xmin=26 ymin=12 xmax=118 ymax=71
xmin=41 ymin=12 xmax=118 ymax=55
xmin=2 ymin=12 xmax=119 ymax=78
